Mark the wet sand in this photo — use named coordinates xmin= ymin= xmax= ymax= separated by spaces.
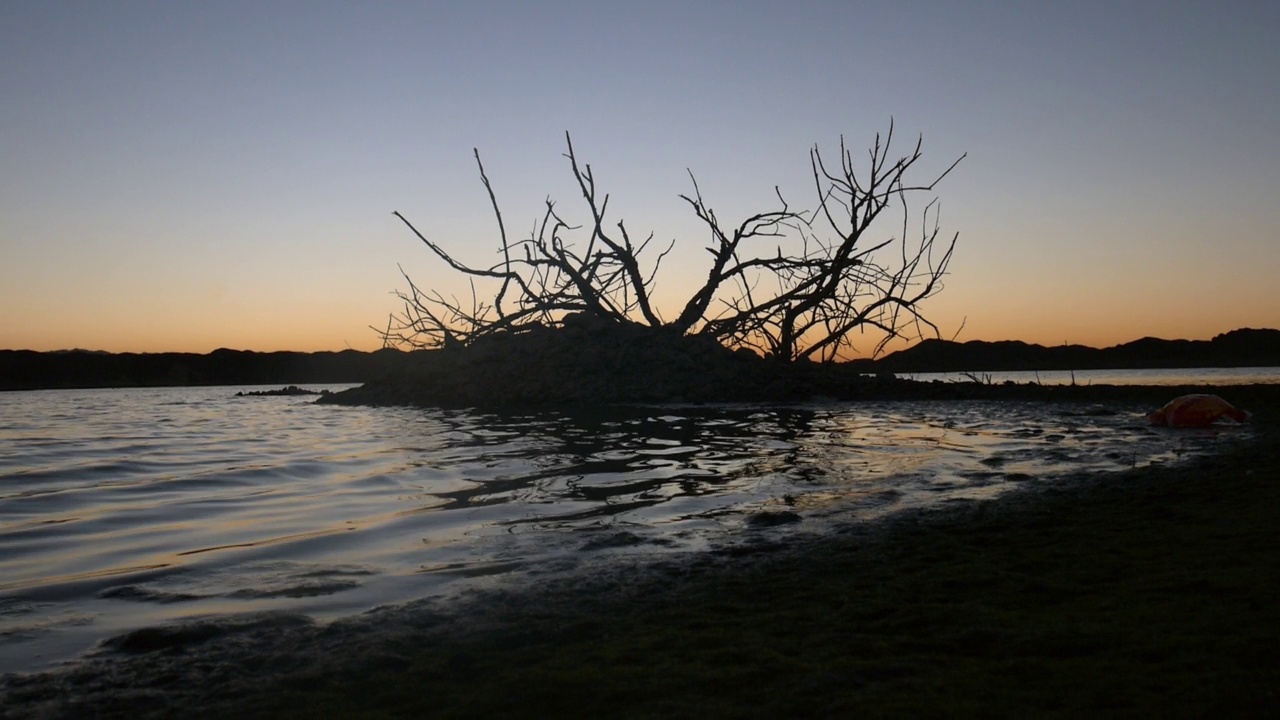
xmin=3 ymin=386 xmax=1279 ymax=718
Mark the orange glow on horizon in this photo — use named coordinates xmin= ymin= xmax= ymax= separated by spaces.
xmin=6 ymin=317 xmax=1275 ymax=358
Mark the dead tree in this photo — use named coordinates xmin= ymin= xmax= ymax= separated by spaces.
xmin=380 ymin=135 xmax=674 ymax=349
xmin=378 ymin=123 xmax=963 ymax=360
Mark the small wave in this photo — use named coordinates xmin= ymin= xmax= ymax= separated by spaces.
xmin=96 ymin=585 xmax=206 ymax=604
xmin=578 ymin=530 xmax=676 ymax=551
xmin=0 ymin=608 xmax=94 ymax=641
xmin=228 ymin=580 xmax=360 ymax=599
xmin=416 ymin=560 xmax=527 ymax=578
xmin=295 ymin=567 xmax=375 ymax=579
xmin=175 ymin=527 xmax=351 ymax=557
xmin=100 ymin=612 xmax=314 ymax=655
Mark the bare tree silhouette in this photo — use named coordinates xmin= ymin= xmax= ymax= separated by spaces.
xmin=379 ymin=122 xmax=963 ymax=361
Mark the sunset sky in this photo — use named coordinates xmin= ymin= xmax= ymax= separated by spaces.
xmin=3 ymin=1 xmax=1278 ymax=356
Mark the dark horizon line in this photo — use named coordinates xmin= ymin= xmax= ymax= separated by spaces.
xmin=3 ymin=326 xmax=1277 ymax=358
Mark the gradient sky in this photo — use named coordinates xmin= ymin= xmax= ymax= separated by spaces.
xmin=3 ymin=1 xmax=1278 ymax=356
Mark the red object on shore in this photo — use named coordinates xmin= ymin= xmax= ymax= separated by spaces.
xmin=1147 ymin=394 xmax=1251 ymax=428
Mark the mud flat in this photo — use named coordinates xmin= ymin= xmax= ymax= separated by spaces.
xmin=3 ymin=386 xmax=1279 ymax=718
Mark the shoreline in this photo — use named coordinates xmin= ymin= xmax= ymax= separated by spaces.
xmin=5 ymin=326 xmax=1279 ymax=393
xmin=3 ymin=388 xmax=1278 ymax=717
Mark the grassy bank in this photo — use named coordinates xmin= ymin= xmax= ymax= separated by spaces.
xmin=5 ymin=388 xmax=1279 ymax=718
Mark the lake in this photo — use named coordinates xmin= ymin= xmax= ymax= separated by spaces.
xmin=902 ymin=366 xmax=1280 ymax=386
xmin=0 ymin=373 xmax=1263 ymax=674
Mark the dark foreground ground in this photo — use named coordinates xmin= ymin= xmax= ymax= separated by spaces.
xmin=3 ymin=386 xmax=1279 ymax=719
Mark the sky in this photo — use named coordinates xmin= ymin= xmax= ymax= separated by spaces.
xmin=3 ymin=1 xmax=1278 ymax=356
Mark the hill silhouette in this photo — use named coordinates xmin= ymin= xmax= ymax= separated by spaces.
xmin=0 ymin=348 xmax=418 ymax=391
xmin=853 ymin=328 xmax=1280 ymax=374
xmin=3 ymin=328 xmax=1277 ymax=394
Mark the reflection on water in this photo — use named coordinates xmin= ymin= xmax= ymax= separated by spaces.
xmin=903 ymin=366 xmax=1280 ymax=386
xmin=0 ymin=386 xmax=1242 ymax=672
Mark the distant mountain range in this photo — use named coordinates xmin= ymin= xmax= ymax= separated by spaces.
xmin=0 ymin=348 xmax=421 ymax=391
xmin=846 ymin=328 xmax=1280 ymax=374
xmin=2 ymin=328 xmax=1278 ymax=391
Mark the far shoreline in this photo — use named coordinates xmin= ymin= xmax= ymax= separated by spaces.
xmin=3 ymin=326 xmax=1278 ymax=392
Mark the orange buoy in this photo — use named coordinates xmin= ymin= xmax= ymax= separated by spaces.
xmin=1147 ymin=394 xmax=1250 ymax=428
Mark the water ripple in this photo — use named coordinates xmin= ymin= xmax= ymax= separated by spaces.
xmin=0 ymin=385 xmax=1245 ymax=673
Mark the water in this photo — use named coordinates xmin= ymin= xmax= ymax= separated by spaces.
xmin=0 ymin=383 xmax=1249 ymax=674
xmin=902 ymin=366 xmax=1280 ymax=386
